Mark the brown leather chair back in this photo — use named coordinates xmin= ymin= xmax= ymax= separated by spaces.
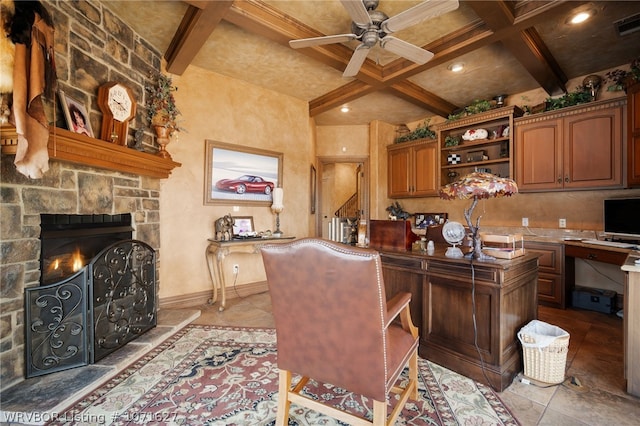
xmin=261 ymin=238 xmax=390 ymax=401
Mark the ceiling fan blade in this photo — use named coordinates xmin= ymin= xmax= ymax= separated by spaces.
xmin=382 ymin=0 xmax=459 ymax=33
xmin=380 ymin=36 xmax=434 ymax=64
xmin=343 ymin=44 xmax=370 ymax=77
xmin=340 ymin=0 xmax=372 ymax=27
xmin=289 ymin=33 xmax=358 ymax=49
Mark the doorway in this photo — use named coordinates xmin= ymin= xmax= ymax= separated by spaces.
xmin=315 ymin=156 xmax=369 ymax=239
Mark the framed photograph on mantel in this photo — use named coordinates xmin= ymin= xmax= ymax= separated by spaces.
xmin=204 ymin=140 xmax=283 ymax=206
xmin=59 ymin=90 xmax=94 ymax=138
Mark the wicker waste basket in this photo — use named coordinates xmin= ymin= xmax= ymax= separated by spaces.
xmin=518 ymin=320 xmax=570 ymax=384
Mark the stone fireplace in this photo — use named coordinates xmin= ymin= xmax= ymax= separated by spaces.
xmin=0 ymin=155 xmax=163 ymax=389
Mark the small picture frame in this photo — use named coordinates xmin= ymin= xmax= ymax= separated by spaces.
xmin=415 ymin=213 xmax=448 ymax=229
xmin=232 ymin=216 xmax=255 ymax=236
xmin=59 ymin=90 xmax=94 ymax=138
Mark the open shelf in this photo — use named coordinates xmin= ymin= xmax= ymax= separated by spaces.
xmin=437 ymin=106 xmax=523 ymax=185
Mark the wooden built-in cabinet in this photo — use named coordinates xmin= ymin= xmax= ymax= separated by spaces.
xmin=438 ymin=106 xmax=523 ymax=185
xmin=514 ymin=98 xmax=625 ymax=191
xmin=387 ymin=138 xmax=438 ymax=198
xmin=524 ymin=241 xmax=568 ymax=308
xmin=628 ymin=82 xmax=640 ymax=186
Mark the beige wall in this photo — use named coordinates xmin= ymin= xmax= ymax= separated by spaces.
xmin=159 ymin=65 xmax=312 ymax=300
xmin=316 ymin=125 xmax=369 ymax=156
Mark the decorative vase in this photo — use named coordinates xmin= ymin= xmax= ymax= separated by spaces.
xmin=153 ymin=125 xmax=172 ymax=159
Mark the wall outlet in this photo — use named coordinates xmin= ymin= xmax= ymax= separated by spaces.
xmin=522 ymin=217 xmax=529 ymax=227
xmin=559 ymin=218 xmax=566 ymax=228
xmin=233 ymin=264 xmax=239 ymax=274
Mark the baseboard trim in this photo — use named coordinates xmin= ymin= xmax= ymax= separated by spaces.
xmin=159 ymin=281 xmax=269 ymax=310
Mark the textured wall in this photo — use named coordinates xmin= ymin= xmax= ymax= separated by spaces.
xmin=158 ymin=66 xmax=312 ymax=302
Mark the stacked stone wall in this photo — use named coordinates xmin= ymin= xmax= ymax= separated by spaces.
xmin=0 ymin=1 xmax=164 ymax=389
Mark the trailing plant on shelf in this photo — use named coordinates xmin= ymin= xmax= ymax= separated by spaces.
xmin=145 ymin=72 xmax=184 ymax=136
xmin=544 ymin=85 xmax=592 ymax=111
xmin=444 ymin=135 xmax=460 ymax=147
xmin=395 ymin=118 xmax=436 ymax=143
xmin=447 ymin=99 xmax=493 ymax=121
xmin=604 ymin=56 xmax=640 ymax=92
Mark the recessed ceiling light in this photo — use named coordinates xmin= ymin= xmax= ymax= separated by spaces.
xmin=448 ymin=63 xmax=464 ymax=73
xmin=341 ymin=106 xmax=350 ymax=113
xmin=568 ymin=8 xmax=596 ymax=25
xmin=570 ymin=11 xmax=591 ymax=24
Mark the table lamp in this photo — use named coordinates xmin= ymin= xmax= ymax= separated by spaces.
xmin=439 ymin=171 xmax=518 ymax=260
xmin=271 ymin=187 xmax=284 ymax=237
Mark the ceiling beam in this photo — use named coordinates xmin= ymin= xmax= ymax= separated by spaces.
xmin=165 ymin=1 xmax=233 ymax=75
xmin=309 ymin=81 xmax=377 ymax=116
xmin=386 ymin=81 xmax=458 ymax=118
xmin=467 ymin=0 xmax=568 ymax=95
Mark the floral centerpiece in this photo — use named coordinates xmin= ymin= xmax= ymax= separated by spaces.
xmin=145 ymin=72 xmax=183 ymax=136
xmin=604 ymin=56 xmax=640 ymax=92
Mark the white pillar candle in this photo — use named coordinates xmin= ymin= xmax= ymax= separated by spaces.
xmin=272 ymin=187 xmax=284 ymax=210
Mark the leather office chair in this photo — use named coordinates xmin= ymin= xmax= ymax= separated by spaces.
xmin=261 ymin=238 xmax=419 ymax=426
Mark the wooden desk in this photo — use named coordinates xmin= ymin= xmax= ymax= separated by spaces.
xmin=564 ymin=241 xmax=631 ymax=307
xmin=378 ymin=247 xmax=539 ymax=391
xmin=621 ymin=253 xmax=640 ymax=397
xmin=565 ymin=241 xmax=640 ymax=397
xmin=205 ymin=237 xmax=295 ymax=311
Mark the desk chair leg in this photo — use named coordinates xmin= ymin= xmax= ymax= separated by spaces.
xmin=372 ymin=400 xmax=387 ymax=426
xmin=410 ymin=351 xmax=418 ymax=400
xmin=277 ymin=369 xmax=292 ymax=425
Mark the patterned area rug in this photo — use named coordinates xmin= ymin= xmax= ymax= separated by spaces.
xmin=51 ymin=325 xmax=519 ymax=425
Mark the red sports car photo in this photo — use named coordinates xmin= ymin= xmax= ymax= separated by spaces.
xmin=215 ymin=175 xmax=274 ymax=195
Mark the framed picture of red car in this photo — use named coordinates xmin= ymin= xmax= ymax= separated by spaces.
xmin=204 ymin=140 xmax=283 ymax=206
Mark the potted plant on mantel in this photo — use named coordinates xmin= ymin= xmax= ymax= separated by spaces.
xmin=145 ymin=72 xmax=183 ymax=159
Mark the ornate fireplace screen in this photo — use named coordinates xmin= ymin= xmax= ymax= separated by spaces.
xmin=25 ymin=240 xmax=156 ymax=378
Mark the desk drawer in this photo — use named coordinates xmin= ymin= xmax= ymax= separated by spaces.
xmin=565 ymin=245 xmax=628 ymax=265
xmin=380 ymin=254 xmax=426 ymax=272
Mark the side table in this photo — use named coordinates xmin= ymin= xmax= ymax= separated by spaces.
xmin=205 ymin=236 xmax=295 ymax=311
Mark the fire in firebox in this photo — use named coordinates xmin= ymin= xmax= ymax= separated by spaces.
xmin=40 ymin=214 xmax=133 ymax=285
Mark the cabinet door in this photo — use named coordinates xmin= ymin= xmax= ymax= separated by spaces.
xmin=628 ymin=83 xmax=640 ymax=186
xmin=388 ymin=145 xmax=412 ymax=197
xmin=563 ymin=107 xmax=622 ymax=189
xmin=515 ymin=119 xmax=563 ymax=190
xmin=413 ymin=141 xmax=438 ymax=196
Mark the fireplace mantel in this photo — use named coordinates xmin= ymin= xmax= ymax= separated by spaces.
xmin=1 ymin=126 xmax=181 ymax=179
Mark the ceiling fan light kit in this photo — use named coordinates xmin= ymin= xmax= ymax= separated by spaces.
xmin=289 ymin=0 xmax=459 ymax=77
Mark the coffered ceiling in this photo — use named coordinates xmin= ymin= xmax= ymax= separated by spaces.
xmin=111 ymin=0 xmax=640 ymax=126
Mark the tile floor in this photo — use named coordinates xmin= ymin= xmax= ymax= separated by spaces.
xmin=192 ymin=292 xmax=640 ymax=426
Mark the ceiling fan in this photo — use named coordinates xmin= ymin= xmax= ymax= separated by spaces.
xmin=289 ymin=0 xmax=459 ymax=77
